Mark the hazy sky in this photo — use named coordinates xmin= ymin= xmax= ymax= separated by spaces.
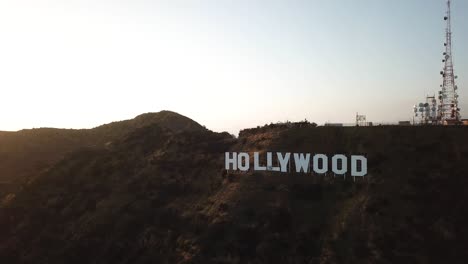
xmin=1 ymin=0 xmax=467 ymax=134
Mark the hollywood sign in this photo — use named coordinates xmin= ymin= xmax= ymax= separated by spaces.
xmin=225 ymin=152 xmax=367 ymax=177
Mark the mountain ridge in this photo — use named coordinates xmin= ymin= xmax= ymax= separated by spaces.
xmin=1 ymin=112 xmax=468 ymax=263
xmin=0 ymin=111 xmax=207 ymax=189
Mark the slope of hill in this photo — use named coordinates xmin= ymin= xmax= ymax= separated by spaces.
xmin=0 ymin=111 xmax=205 ymax=197
xmin=0 ymin=128 xmax=90 ymax=183
xmin=1 ymin=114 xmax=468 ymax=264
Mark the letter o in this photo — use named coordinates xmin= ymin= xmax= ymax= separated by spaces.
xmin=238 ymin=152 xmax=250 ymax=172
xmin=332 ymin=155 xmax=348 ymax=175
xmin=313 ymin=154 xmax=328 ymax=174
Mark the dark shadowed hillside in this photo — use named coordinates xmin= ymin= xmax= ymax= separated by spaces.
xmin=1 ymin=113 xmax=468 ymax=264
xmin=0 ymin=128 xmax=89 ymax=183
xmin=0 ymin=111 xmax=204 ymax=195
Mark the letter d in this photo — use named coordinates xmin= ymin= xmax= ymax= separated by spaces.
xmin=351 ymin=155 xmax=367 ymax=177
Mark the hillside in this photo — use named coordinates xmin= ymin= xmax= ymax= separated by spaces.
xmin=0 ymin=111 xmax=204 ymax=193
xmin=1 ymin=114 xmax=468 ymax=263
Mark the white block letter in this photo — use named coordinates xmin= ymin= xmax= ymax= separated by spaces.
xmin=351 ymin=155 xmax=367 ymax=177
xmin=277 ymin=152 xmax=291 ymax=172
xmin=294 ymin=153 xmax=310 ymax=173
xmin=238 ymin=152 xmax=250 ymax=172
xmin=313 ymin=154 xmax=328 ymax=174
xmin=332 ymin=154 xmax=348 ymax=175
xmin=267 ymin=152 xmax=280 ymax=171
xmin=254 ymin=152 xmax=266 ymax=171
xmin=225 ymin=152 xmax=237 ymax=170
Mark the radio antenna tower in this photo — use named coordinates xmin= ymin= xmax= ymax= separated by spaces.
xmin=438 ymin=0 xmax=461 ymax=124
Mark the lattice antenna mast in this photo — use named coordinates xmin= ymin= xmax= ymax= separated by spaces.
xmin=438 ymin=0 xmax=460 ymax=122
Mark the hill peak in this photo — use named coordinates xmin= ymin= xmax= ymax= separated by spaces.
xmin=95 ymin=111 xmax=206 ymax=134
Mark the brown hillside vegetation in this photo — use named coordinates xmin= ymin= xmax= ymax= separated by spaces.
xmin=0 ymin=111 xmax=203 ymax=195
xmin=1 ymin=112 xmax=468 ymax=264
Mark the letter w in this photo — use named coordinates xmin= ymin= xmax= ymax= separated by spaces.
xmin=294 ymin=153 xmax=310 ymax=173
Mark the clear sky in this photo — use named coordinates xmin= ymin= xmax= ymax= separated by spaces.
xmin=0 ymin=0 xmax=467 ymax=134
